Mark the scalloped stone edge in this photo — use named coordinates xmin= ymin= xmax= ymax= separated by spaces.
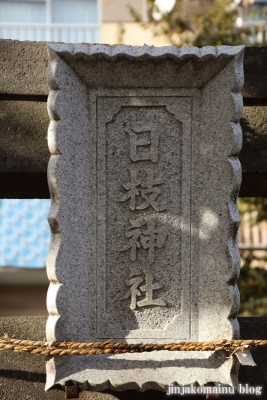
xmin=45 ymin=44 xmax=245 ymax=391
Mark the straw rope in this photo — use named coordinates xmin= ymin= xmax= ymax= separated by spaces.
xmin=1 ymin=335 xmax=267 ymax=356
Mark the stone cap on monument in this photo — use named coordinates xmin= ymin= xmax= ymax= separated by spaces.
xmin=45 ymin=44 xmax=244 ymax=391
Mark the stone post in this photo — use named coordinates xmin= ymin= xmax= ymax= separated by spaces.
xmin=46 ymin=44 xmax=244 ymax=391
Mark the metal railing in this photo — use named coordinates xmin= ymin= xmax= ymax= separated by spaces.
xmin=238 ymin=210 xmax=267 ymax=250
xmin=0 ymin=22 xmax=101 ymax=43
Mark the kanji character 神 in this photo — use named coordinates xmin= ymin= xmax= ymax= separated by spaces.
xmin=120 ymin=218 xmax=166 ymax=264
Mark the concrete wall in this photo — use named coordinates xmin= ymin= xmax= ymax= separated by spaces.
xmin=102 ymin=0 xmax=147 ymax=22
xmin=101 ymin=22 xmax=171 ymax=46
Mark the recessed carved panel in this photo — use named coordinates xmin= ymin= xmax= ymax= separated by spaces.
xmin=95 ymin=96 xmax=193 ymax=339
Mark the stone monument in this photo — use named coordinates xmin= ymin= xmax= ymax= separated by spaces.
xmin=46 ymin=44 xmax=244 ymax=391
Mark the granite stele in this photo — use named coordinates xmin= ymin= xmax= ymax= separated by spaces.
xmin=46 ymin=44 xmax=244 ymax=391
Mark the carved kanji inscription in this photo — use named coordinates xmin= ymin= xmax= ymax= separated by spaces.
xmin=121 ymin=268 xmax=167 ymax=310
xmin=120 ymin=168 xmax=165 ymax=211
xmin=120 ymin=217 xmax=166 ymax=265
xmin=125 ymin=125 xmax=160 ymax=162
xmin=98 ymin=99 xmax=190 ymax=337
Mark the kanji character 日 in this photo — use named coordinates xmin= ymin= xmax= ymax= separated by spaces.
xmin=125 ymin=125 xmax=160 ymax=163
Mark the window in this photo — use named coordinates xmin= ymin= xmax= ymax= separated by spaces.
xmin=0 ymin=1 xmax=45 ymax=24
xmin=0 ymin=0 xmax=101 ymax=42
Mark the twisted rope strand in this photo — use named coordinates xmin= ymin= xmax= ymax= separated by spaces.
xmin=1 ymin=336 xmax=267 ymax=356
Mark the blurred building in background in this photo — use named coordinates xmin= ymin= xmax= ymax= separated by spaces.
xmin=0 ymin=199 xmax=50 ymax=268
xmin=0 ymin=0 xmax=266 ymax=45
xmin=238 ymin=210 xmax=267 ymax=268
xmin=101 ymin=0 xmax=171 ymax=46
xmin=0 ymin=0 xmax=101 ymax=43
xmin=0 ymin=0 xmax=267 ymax=316
xmin=237 ymin=0 xmax=267 ymax=43
xmin=0 ymin=199 xmax=50 ymax=316
xmin=0 ymin=0 xmax=171 ymax=46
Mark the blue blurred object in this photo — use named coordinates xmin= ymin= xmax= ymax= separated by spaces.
xmin=0 ymin=199 xmax=51 ymax=268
